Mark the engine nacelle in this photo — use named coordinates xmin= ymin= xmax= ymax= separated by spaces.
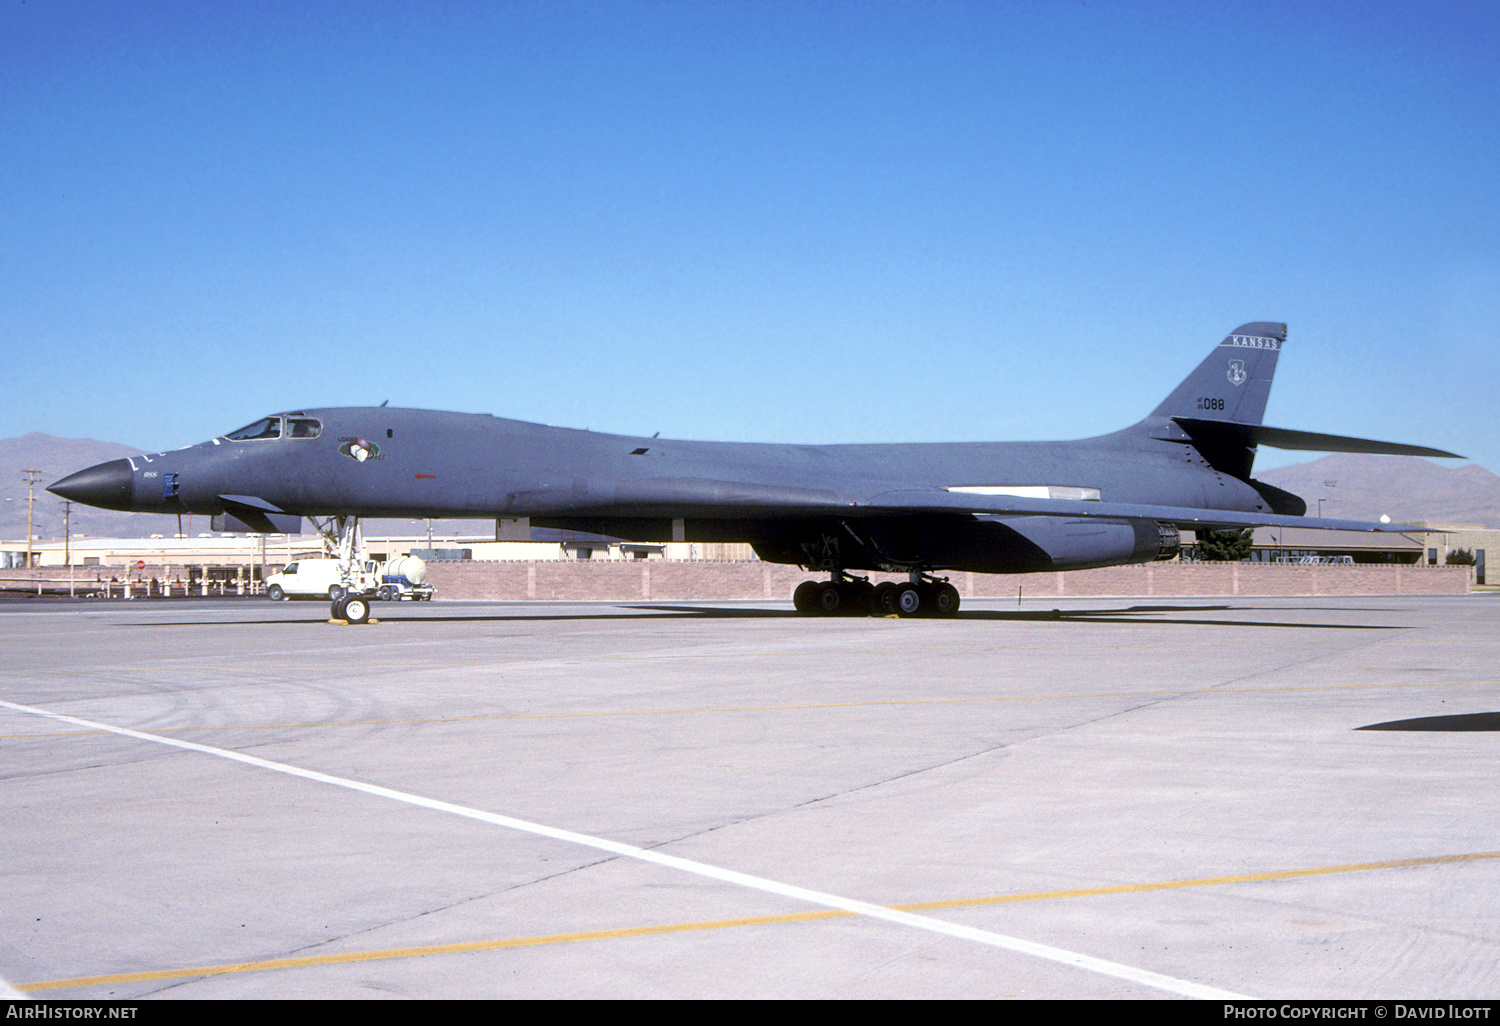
xmin=864 ymin=514 xmax=1180 ymax=574
xmin=749 ymin=514 xmax=1181 ymax=574
xmin=974 ymin=516 xmax=1180 ymax=572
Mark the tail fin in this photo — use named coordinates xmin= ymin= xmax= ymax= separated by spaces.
xmin=1150 ymin=321 xmax=1285 ymax=425
xmin=1135 ymin=321 xmax=1286 ymax=483
xmin=1140 ymin=321 xmax=1461 ymax=484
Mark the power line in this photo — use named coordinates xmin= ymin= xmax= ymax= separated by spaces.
xmin=21 ymin=469 xmax=43 ymax=569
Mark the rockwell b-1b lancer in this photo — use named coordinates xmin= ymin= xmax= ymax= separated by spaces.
xmin=50 ymin=323 xmax=1459 ymax=623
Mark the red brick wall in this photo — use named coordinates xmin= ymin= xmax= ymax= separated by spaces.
xmin=423 ymin=560 xmax=1473 ymax=601
xmin=1 ymin=560 xmax=1471 ymax=600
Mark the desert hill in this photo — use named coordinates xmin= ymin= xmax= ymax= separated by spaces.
xmin=1257 ymin=454 xmax=1500 ymax=529
xmin=0 ymin=434 xmax=177 ymax=542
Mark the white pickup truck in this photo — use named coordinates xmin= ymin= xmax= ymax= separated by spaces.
xmin=265 ymin=559 xmax=379 ymax=601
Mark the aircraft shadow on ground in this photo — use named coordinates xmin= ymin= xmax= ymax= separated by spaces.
xmin=1357 ymin=712 xmax=1500 ymax=732
xmin=114 ymin=597 xmax=1404 ymax=630
xmin=632 ymin=603 xmax=1406 ymax=629
xmin=117 ymin=601 xmax=1408 ymax=630
xmin=959 ymin=604 xmax=1407 ymax=630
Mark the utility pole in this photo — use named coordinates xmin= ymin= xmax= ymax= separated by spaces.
xmin=21 ymin=469 xmax=42 ymax=569
xmin=60 ymin=500 xmax=72 ymax=567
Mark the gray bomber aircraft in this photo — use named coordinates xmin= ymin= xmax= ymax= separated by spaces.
xmin=50 ymin=322 xmax=1459 ymax=622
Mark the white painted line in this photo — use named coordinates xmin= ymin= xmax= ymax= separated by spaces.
xmin=2 ymin=698 xmax=1246 ymax=999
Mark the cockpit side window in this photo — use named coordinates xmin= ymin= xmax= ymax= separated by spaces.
xmin=286 ymin=417 xmax=322 ymax=439
xmin=225 ymin=417 xmax=282 ymax=441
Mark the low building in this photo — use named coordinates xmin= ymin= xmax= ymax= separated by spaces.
xmin=1 ymin=531 xmax=757 ymax=572
xmin=1182 ymin=525 xmax=1493 ymax=584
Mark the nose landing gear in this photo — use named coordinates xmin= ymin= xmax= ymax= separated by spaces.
xmin=319 ymin=514 xmax=376 ymax=625
xmin=332 ymin=593 xmax=372 ymax=625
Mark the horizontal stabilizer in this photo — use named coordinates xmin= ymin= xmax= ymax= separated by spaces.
xmin=1172 ymin=418 xmax=1462 ymax=459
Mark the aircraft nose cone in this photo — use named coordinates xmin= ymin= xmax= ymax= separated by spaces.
xmin=47 ymin=459 xmax=135 ymax=511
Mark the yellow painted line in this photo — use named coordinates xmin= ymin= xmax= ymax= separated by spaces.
xmin=3 ymin=679 xmax=1495 ymax=740
xmin=896 ymin=850 xmax=1500 ymax=911
xmin=22 ymin=849 xmax=1500 ymax=993
xmin=20 ymin=909 xmax=849 ymax=992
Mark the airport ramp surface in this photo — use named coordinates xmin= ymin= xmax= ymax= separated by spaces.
xmin=2 ymin=595 xmax=1498 ymax=999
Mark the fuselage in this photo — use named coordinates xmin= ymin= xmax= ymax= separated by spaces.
xmin=45 ymin=406 xmax=1277 ymax=576
xmin=81 ymin=406 xmax=1269 ymax=525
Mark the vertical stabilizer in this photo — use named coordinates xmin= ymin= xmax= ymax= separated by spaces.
xmin=1150 ymin=322 xmax=1286 ymax=425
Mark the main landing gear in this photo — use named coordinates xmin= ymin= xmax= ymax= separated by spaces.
xmin=793 ymin=572 xmax=960 ymax=618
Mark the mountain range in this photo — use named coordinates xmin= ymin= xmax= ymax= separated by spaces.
xmin=1257 ymin=454 xmax=1500 ymax=529
xmin=0 ymin=434 xmax=171 ymax=542
xmin=3 ymin=433 xmax=1496 ymax=542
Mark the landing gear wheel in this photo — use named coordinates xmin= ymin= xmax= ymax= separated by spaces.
xmin=931 ymin=582 xmax=961 ymax=617
xmin=331 ymin=595 xmax=347 ymax=620
xmin=815 ymin=582 xmax=844 ymax=615
xmin=794 ymin=577 xmax=875 ymax=616
xmin=893 ymin=583 xmax=922 ymax=617
xmin=342 ymin=596 xmax=371 ymax=625
xmin=873 ymin=582 xmax=896 ymax=615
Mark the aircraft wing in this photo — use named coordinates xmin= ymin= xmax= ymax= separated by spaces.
xmin=564 ymin=478 xmax=1428 ymax=533
xmin=857 ymin=489 xmax=1429 ymax=534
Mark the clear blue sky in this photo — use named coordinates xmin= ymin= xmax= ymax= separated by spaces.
xmin=3 ymin=0 xmax=1497 ymax=473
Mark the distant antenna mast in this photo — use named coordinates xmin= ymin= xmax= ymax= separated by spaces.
xmin=21 ymin=469 xmax=42 ymax=569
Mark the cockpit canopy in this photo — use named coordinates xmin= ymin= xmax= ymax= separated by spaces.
xmin=224 ymin=415 xmax=322 ymax=441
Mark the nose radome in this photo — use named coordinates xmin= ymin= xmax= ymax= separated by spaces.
xmin=47 ymin=459 xmax=135 ymax=511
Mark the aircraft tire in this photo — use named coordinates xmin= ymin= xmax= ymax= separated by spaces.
xmin=815 ymin=582 xmax=843 ymax=615
xmin=792 ymin=581 xmax=819 ymax=614
xmin=893 ymin=583 xmax=922 ymax=617
xmin=931 ymin=583 xmax=961 ymax=617
xmin=872 ymin=582 xmax=896 ymax=615
xmin=343 ymin=596 xmax=371 ymax=625
xmin=330 ymin=595 xmax=347 ymax=620
xmin=267 ymin=585 xmax=284 ymax=602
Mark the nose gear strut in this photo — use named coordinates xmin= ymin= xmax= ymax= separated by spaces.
xmin=311 ymin=514 xmax=375 ymax=625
